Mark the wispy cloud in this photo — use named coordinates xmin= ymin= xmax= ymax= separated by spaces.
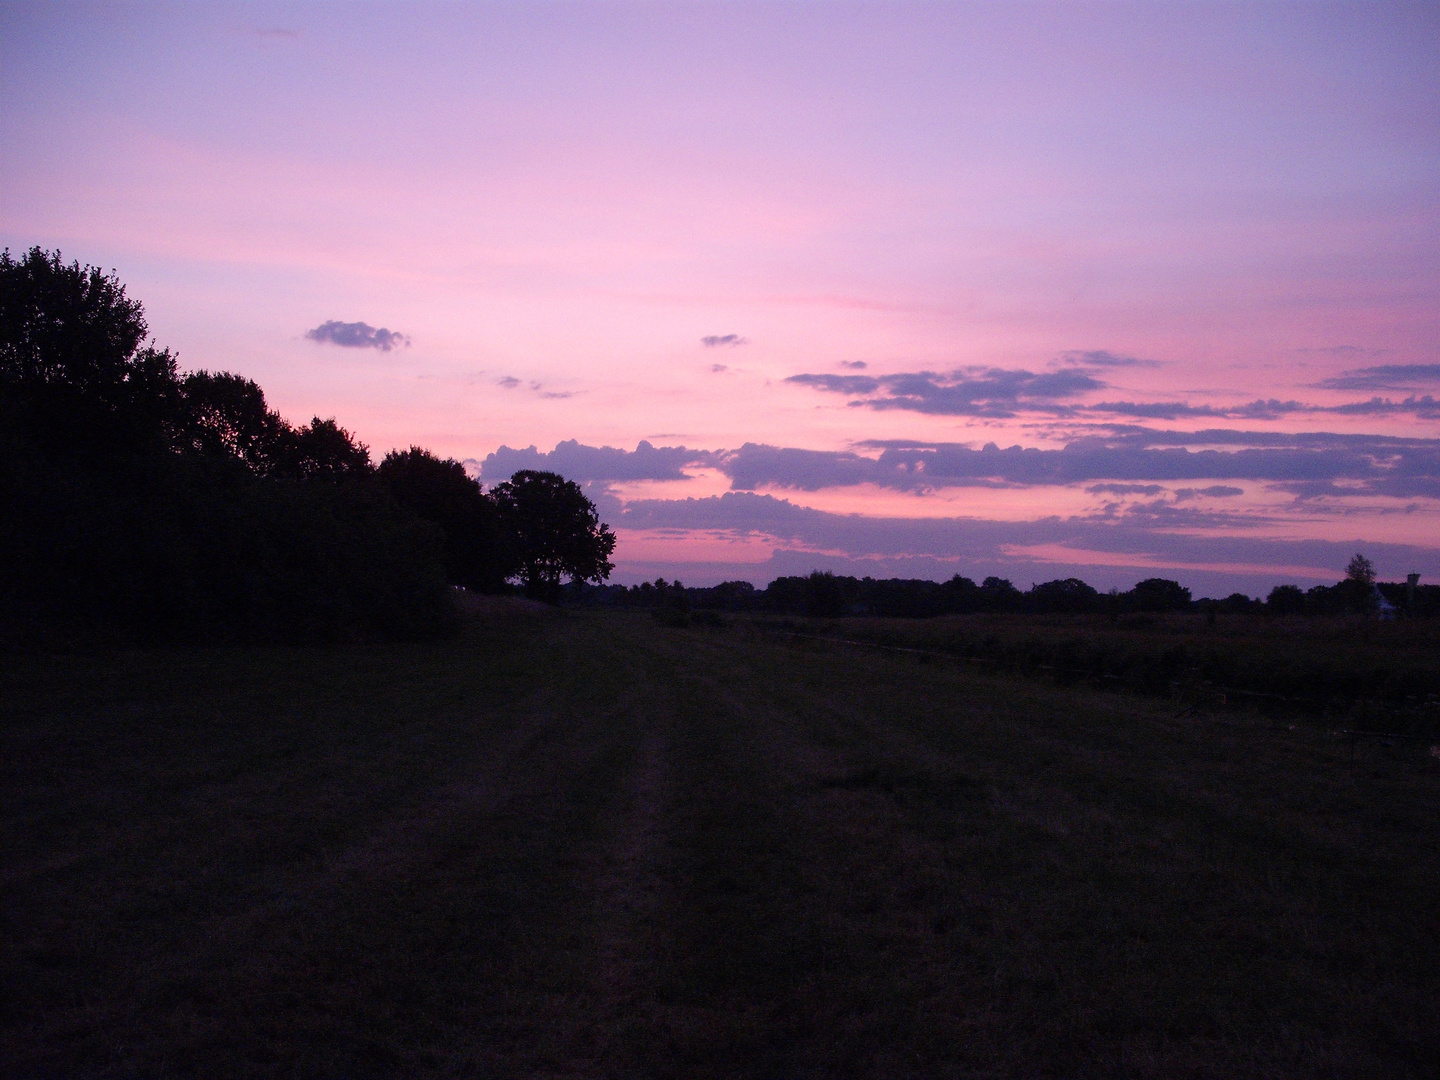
xmin=716 ymin=430 xmax=1440 ymax=497
xmin=305 ymin=320 xmax=409 ymax=351
xmin=478 ymin=440 xmax=718 ymax=482
xmin=702 ymin=334 xmax=747 ymax=348
xmin=1326 ymin=396 xmax=1440 ymax=418
xmin=1312 ymin=364 xmax=1440 ymax=391
xmin=1174 ymin=485 xmax=1244 ymax=500
xmin=1088 ymin=399 xmax=1306 ymax=420
xmin=786 ymin=366 xmax=1104 ymax=417
xmin=1056 ymin=350 xmax=1161 ymax=368
xmin=1298 ymin=345 xmax=1389 ymax=358
xmin=1087 ymin=483 xmax=1165 ymax=496
xmin=787 ymin=363 xmax=1440 ymax=422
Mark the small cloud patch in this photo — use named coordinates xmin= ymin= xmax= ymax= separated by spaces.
xmin=841 ymin=360 xmax=868 ymax=370
xmin=1175 ymin=486 xmax=1245 ymax=501
xmin=702 ymin=334 xmax=747 ymax=348
xmin=1058 ymin=350 xmax=1160 ymax=368
xmin=306 ymin=320 xmax=409 ymax=351
xmin=1087 ymin=483 xmax=1165 ymax=497
xmin=498 ymin=376 xmax=521 ymax=389
xmin=711 ymin=364 xmax=729 ymax=373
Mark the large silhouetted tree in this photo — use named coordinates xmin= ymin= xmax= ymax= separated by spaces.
xmin=492 ymin=470 xmax=615 ymax=600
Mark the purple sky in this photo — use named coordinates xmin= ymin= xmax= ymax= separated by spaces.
xmin=4 ymin=2 xmax=1438 ymax=593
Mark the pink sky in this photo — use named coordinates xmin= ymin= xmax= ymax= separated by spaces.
xmin=3 ymin=2 xmax=1438 ymax=593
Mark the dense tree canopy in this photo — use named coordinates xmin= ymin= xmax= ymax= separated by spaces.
xmin=378 ymin=448 xmax=511 ymax=592
xmin=0 ymin=247 xmax=149 ymax=393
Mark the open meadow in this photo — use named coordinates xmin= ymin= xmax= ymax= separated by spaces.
xmin=3 ymin=609 xmax=1438 ymax=1078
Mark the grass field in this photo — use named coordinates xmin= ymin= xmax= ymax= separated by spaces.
xmin=3 ymin=609 xmax=1438 ymax=1078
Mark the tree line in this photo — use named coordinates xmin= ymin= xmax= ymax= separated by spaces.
xmin=1 ymin=248 xmax=614 ymax=644
xmin=576 ymin=565 xmax=1436 ymax=621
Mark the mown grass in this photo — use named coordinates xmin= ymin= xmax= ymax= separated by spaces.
xmin=3 ymin=610 xmax=1437 ymax=1077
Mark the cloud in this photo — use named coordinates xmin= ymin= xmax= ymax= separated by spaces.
xmin=473 ymin=425 xmax=1440 ymax=501
xmin=478 ymin=439 xmax=717 ymax=482
xmin=1298 ymin=345 xmax=1388 ymax=358
xmin=711 ymin=364 xmax=728 ymax=373
xmin=1327 ymin=396 xmax=1440 ymax=418
xmin=712 ymin=430 xmax=1440 ymax=498
xmin=720 ymin=443 xmax=896 ymax=491
xmin=498 ymin=376 xmax=521 ymax=388
xmin=840 ymin=360 xmax=868 ymax=369
xmin=787 ymin=357 xmax=1440 ymax=421
xmin=1174 ymin=485 xmax=1244 ymax=500
xmin=702 ymin=334 xmax=747 ymax=348
xmin=1087 ymin=484 xmax=1165 ymax=496
xmin=1089 ymin=399 xmax=1307 ymax=421
xmin=1057 ymin=350 xmax=1161 ymax=368
xmin=1313 ymin=364 xmax=1440 ymax=391
xmin=786 ymin=366 xmax=1103 ymax=417
xmin=306 ymin=320 xmax=409 ymax=351
xmin=1088 ymin=397 xmax=1440 ymax=421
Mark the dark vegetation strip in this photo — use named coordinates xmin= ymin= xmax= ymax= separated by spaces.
xmin=743 ymin=612 xmax=1440 ymax=726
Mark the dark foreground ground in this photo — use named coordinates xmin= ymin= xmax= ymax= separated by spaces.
xmin=3 ymin=610 xmax=1437 ymax=1078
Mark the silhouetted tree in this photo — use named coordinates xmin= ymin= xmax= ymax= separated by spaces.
xmin=1029 ymin=577 xmax=1099 ymax=613
xmin=1128 ymin=578 xmax=1192 ymax=613
xmin=980 ymin=576 xmax=1022 ymax=611
xmin=178 ymin=370 xmax=286 ymax=472
xmin=804 ymin=570 xmax=848 ymax=618
xmin=273 ymin=417 xmax=373 ymax=480
xmin=1345 ymin=553 xmax=1376 ymax=586
xmin=1 ymin=246 xmax=184 ymax=454
xmin=492 ymin=470 xmax=616 ymax=600
xmin=1266 ymin=584 xmax=1305 ymax=615
xmin=377 ymin=447 xmax=511 ymax=591
xmin=1333 ymin=552 xmax=1379 ymax=615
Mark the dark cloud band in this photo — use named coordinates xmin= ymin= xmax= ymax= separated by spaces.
xmin=471 ymin=431 xmax=1440 ymax=499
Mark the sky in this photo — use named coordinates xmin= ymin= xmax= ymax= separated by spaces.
xmin=3 ymin=1 xmax=1438 ymax=594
